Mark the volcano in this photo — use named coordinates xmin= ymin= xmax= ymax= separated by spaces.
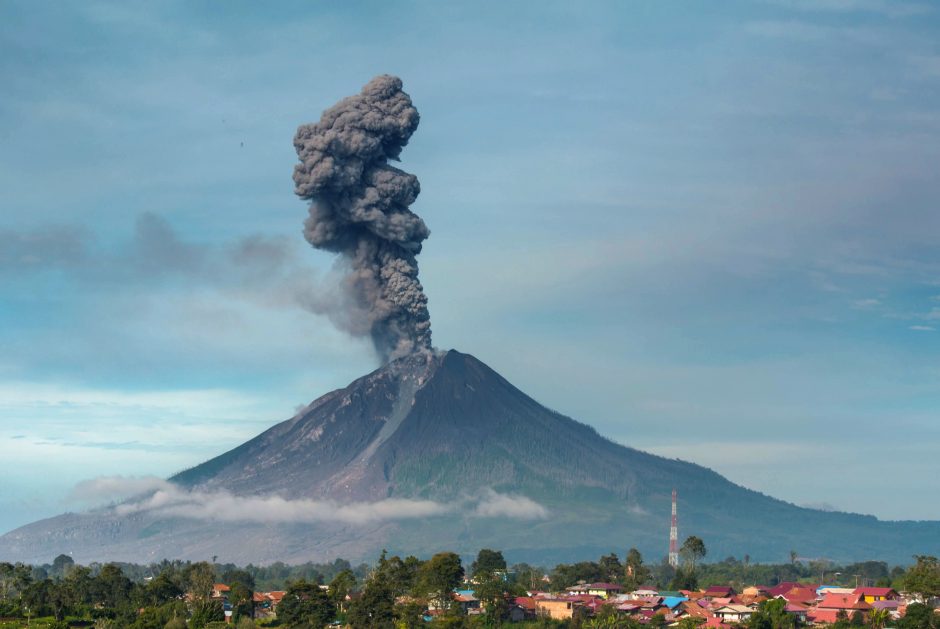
xmin=1 ymin=350 xmax=937 ymax=565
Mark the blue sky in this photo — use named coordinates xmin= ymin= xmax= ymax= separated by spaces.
xmin=2 ymin=0 xmax=940 ymax=536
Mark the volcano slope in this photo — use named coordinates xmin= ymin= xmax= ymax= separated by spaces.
xmin=1 ymin=350 xmax=937 ymax=565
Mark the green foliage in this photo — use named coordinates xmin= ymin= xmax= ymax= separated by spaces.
xmin=748 ymin=597 xmax=798 ymax=629
xmin=328 ymin=568 xmax=356 ymax=605
xmin=471 ymin=549 xmax=507 ymax=577
xmin=898 ymin=603 xmax=938 ymax=629
xmin=372 ymin=551 xmax=424 ymax=597
xmin=50 ymin=555 xmax=74 ymax=578
xmin=185 ymin=561 xmax=217 ymax=602
xmin=276 ymin=579 xmax=335 ymax=628
xmin=905 ymin=556 xmax=940 ymax=600
xmin=598 ymin=553 xmax=623 ymax=584
xmin=549 ymin=561 xmax=603 ymax=591
xmin=680 ymin=536 xmax=707 ymax=574
xmin=127 ymin=601 xmax=188 ymax=629
xmin=394 ymin=600 xmax=427 ymax=628
xmin=623 ymin=548 xmax=650 ymax=591
xmin=668 ymin=567 xmax=698 ymax=591
xmin=416 ymin=552 xmax=464 ymax=611
xmin=346 ymin=578 xmax=395 ymax=628
xmin=189 ymin=599 xmax=225 ymax=629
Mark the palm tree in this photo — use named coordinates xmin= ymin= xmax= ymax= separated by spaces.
xmin=868 ymin=607 xmax=889 ymax=629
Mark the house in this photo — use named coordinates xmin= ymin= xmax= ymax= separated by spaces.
xmin=454 ymin=590 xmax=481 ymax=614
xmin=535 ymin=597 xmax=580 ymax=620
xmin=767 ymin=582 xmax=807 ymax=598
xmin=705 ymin=586 xmax=737 ymax=598
xmin=662 ymin=596 xmax=689 ymax=611
xmin=511 ymin=597 xmax=537 ymax=620
xmin=855 ymin=587 xmax=899 ymax=603
xmin=775 ymin=586 xmax=818 ymax=606
xmin=811 ymin=593 xmax=871 ymax=624
xmin=704 ymin=616 xmax=733 ymax=629
xmin=713 ymin=604 xmax=754 ymax=623
xmin=567 ymin=583 xmax=624 ymax=599
xmin=784 ymin=603 xmax=809 ymax=623
xmin=211 ymin=583 xmax=231 ymax=600
xmin=265 ymin=591 xmax=286 ymax=612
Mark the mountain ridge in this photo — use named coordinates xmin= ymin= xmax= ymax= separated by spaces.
xmin=1 ymin=349 xmax=936 ymax=565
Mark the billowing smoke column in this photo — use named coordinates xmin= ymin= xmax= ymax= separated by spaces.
xmin=293 ymin=75 xmax=432 ymax=362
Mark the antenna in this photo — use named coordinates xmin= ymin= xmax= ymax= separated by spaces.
xmin=669 ymin=489 xmax=679 ymax=568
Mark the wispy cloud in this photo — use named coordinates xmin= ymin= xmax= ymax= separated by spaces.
xmin=74 ymin=477 xmax=548 ymax=524
xmin=908 ymin=325 xmax=935 ymax=331
xmin=473 ymin=489 xmax=549 ymax=519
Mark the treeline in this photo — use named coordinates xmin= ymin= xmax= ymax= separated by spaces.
xmin=0 ymin=547 xmax=936 ymax=629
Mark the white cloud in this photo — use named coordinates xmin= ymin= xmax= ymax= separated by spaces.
xmin=69 ymin=475 xmax=170 ymax=504
xmin=909 ymin=325 xmax=935 ymax=331
xmin=473 ymin=489 xmax=549 ymax=520
xmin=115 ymin=487 xmax=452 ymax=525
xmin=72 ymin=479 xmax=550 ymax=525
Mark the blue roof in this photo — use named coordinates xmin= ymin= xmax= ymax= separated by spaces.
xmin=663 ymin=596 xmax=689 ymax=609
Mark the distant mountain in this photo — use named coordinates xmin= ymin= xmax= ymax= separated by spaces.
xmin=1 ymin=350 xmax=937 ymax=565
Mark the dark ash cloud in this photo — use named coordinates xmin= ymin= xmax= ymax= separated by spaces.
xmin=293 ymin=75 xmax=433 ymax=363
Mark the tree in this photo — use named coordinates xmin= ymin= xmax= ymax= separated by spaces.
xmin=93 ymin=563 xmax=133 ymax=609
xmin=680 ymin=536 xmax=707 ymax=574
xmin=748 ymin=597 xmax=798 ymax=629
xmin=276 ymin=579 xmax=335 ymax=628
xmin=189 ymin=599 xmax=224 ymax=629
xmin=598 ymin=553 xmax=623 ymax=584
xmin=471 ymin=549 xmax=507 ymax=578
xmin=898 ymin=603 xmax=938 ymax=629
xmin=51 ymin=554 xmax=75 ymax=577
xmin=904 ymin=556 xmax=940 ymax=601
xmin=669 ymin=567 xmax=698 ymax=591
xmin=371 ymin=551 xmax=423 ymax=597
xmin=624 ymin=549 xmax=651 ymax=591
xmin=328 ymin=568 xmax=356 ymax=606
xmin=185 ymin=562 xmax=217 ymax=602
xmin=868 ymin=607 xmax=889 ymax=629
xmin=346 ymin=579 xmax=395 ymax=628
xmin=417 ymin=552 xmax=464 ymax=611
xmin=145 ymin=572 xmax=183 ymax=606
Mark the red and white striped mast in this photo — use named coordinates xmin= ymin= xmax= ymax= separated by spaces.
xmin=668 ymin=488 xmax=679 ymax=567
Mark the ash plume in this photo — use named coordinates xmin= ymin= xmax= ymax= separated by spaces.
xmin=293 ymin=75 xmax=432 ymax=362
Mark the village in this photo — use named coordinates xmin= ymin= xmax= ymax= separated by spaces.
xmin=220 ymin=565 xmax=939 ymax=627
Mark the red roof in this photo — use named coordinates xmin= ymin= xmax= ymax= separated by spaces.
xmin=767 ymin=582 xmax=805 ymax=597
xmin=706 ymin=586 xmax=736 ymax=596
xmin=513 ymin=597 xmax=537 ymax=611
xmin=213 ymin=583 xmax=230 ymax=591
xmin=818 ymin=593 xmax=871 ymax=611
xmin=855 ymin=587 xmax=897 ymax=598
xmin=777 ymin=587 xmax=818 ymax=604
xmin=810 ymin=609 xmax=842 ymax=624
